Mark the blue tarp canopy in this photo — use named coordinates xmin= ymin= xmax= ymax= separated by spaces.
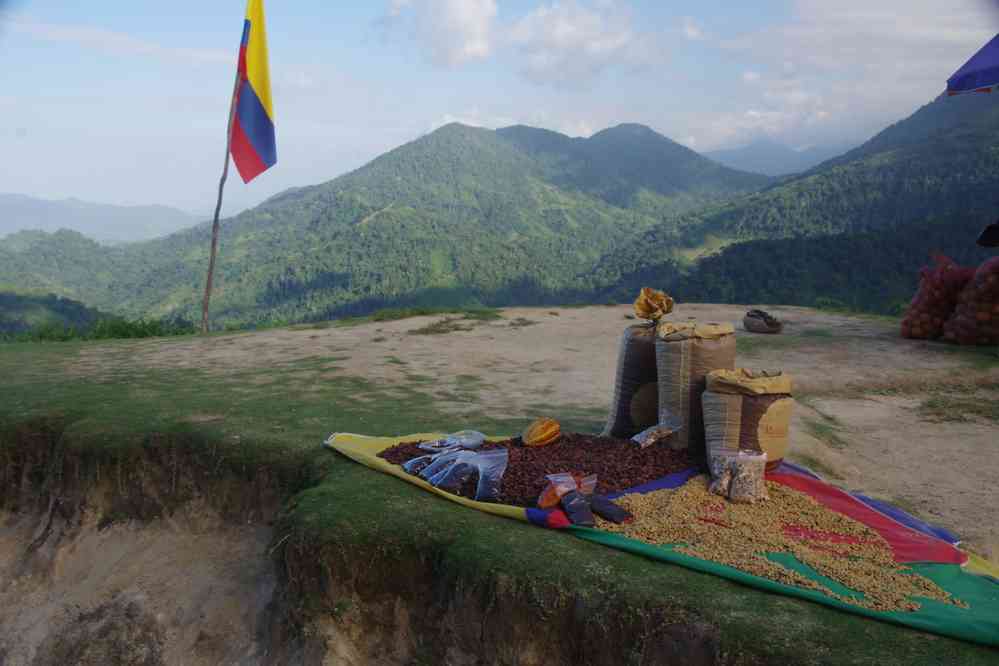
xmin=948 ymin=33 xmax=999 ymax=95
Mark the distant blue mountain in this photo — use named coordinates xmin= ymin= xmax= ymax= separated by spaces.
xmin=705 ymin=138 xmax=852 ymax=177
xmin=0 ymin=193 xmax=198 ymax=245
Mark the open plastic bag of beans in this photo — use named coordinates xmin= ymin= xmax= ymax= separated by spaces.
xmin=537 ymin=472 xmax=596 ymax=508
xmin=943 ymin=257 xmax=999 ymax=345
xmin=900 ymin=254 xmax=975 ymax=340
xmin=728 ymin=451 xmax=769 ymax=504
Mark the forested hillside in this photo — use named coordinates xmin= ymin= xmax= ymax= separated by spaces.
xmin=600 ymin=215 xmax=995 ymax=313
xmin=594 ymin=92 xmax=999 ymax=290
xmin=0 ymin=122 xmax=763 ymax=326
xmin=0 ymin=292 xmax=103 ymax=335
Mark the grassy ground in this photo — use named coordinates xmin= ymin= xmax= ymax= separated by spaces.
xmin=1 ymin=334 xmax=997 ymax=665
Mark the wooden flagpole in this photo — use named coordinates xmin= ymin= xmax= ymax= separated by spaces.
xmin=201 ymin=71 xmax=242 ymax=334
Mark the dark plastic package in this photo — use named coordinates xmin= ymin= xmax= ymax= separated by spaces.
xmin=589 ymin=494 xmax=632 ymax=524
xmin=560 ymin=490 xmax=595 ymax=527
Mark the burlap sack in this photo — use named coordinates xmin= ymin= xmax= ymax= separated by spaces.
xmin=601 ymin=324 xmax=659 ymax=439
xmin=655 ymin=322 xmax=736 ymax=453
xmin=703 ymin=369 xmax=793 ymax=470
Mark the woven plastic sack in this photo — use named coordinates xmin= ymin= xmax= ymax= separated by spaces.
xmin=943 ymin=257 xmax=999 ymax=346
xmin=900 ymin=254 xmax=975 ymax=340
xmin=655 ymin=322 xmax=736 ymax=454
xmin=703 ymin=369 xmax=794 ymax=471
xmin=602 ymin=324 xmax=659 ymax=438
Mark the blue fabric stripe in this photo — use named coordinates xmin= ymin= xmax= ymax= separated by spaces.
xmin=606 ymin=467 xmax=701 ymax=499
xmin=852 ymin=493 xmax=961 ymax=546
xmin=235 ymin=79 xmax=276 ymax=167
xmin=240 ymin=19 xmax=250 ymax=47
xmin=948 ymin=34 xmax=999 ymax=92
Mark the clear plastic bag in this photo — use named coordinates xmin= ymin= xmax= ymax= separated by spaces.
xmin=417 ymin=448 xmax=508 ymax=503
xmin=537 ymin=472 xmax=578 ymax=508
xmin=631 ymin=424 xmax=676 ymax=449
xmin=402 ymin=454 xmax=436 ymax=475
xmin=472 ymin=449 xmax=508 ymax=502
xmin=418 ymin=430 xmax=486 ymax=452
xmin=419 ymin=450 xmax=471 ymax=481
xmin=576 ymin=474 xmax=597 ymax=496
xmin=728 ymin=451 xmax=768 ymax=503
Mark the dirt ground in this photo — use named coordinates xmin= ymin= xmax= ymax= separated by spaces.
xmin=0 ymin=507 xmax=275 ymax=665
xmin=67 ymin=304 xmax=999 ymax=560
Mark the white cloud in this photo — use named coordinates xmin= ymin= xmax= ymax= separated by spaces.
xmin=507 ymin=0 xmax=664 ymax=86
xmin=382 ymin=0 xmax=497 ymax=67
xmin=699 ymin=0 xmax=998 ymax=149
xmin=429 ymin=110 xmax=517 ymax=132
xmin=682 ymin=17 xmax=703 ymax=41
xmin=8 ymin=16 xmax=230 ymax=65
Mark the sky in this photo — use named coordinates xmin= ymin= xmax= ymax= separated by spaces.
xmin=1 ymin=0 xmax=998 ymax=214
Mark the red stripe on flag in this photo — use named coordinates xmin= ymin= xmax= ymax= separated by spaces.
xmin=231 ymin=116 xmax=268 ymax=183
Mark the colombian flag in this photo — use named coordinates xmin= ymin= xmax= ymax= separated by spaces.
xmin=231 ymin=0 xmax=276 ymax=183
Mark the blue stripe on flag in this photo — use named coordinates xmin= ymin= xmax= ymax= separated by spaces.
xmin=235 ymin=79 xmax=276 ymax=168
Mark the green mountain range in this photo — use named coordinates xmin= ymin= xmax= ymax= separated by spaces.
xmin=2 ymin=92 xmax=999 ymax=327
xmin=0 ymin=122 xmax=765 ymax=326
xmin=590 ymin=92 xmax=999 ymax=304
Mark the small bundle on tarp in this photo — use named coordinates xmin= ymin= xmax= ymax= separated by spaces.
xmin=655 ymin=322 xmax=736 ymax=453
xmin=602 ymin=288 xmax=674 ymax=439
xmin=901 ymin=254 xmax=975 ymax=340
xmin=703 ymin=368 xmax=794 ymax=471
xmin=943 ymin=257 xmax=999 ymax=345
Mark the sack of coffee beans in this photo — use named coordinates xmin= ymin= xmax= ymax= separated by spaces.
xmin=655 ymin=322 xmax=736 ymax=454
xmin=703 ymin=368 xmax=794 ymax=471
xmin=601 ymin=324 xmax=659 ymax=438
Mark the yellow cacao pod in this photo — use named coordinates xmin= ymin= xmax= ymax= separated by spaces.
xmin=634 ymin=287 xmax=674 ymax=321
xmin=522 ymin=418 xmax=562 ymax=447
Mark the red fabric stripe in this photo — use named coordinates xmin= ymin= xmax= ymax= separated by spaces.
xmin=238 ymin=45 xmax=248 ymax=77
xmin=767 ymin=472 xmax=967 ymax=565
xmin=230 ymin=116 xmax=268 ymax=183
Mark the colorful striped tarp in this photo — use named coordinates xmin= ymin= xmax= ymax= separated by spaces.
xmin=325 ymin=433 xmax=999 ymax=646
xmin=231 ymin=0 xmax=276 ymax=183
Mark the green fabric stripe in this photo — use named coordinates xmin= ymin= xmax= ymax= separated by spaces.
xmin=568 ymin=527 xmax=999 ymax=646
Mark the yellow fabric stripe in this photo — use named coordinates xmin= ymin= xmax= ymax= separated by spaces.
xmin=244 ymin=0 xmax=274 ymax=120
xmin=964 ymin=551 xmax=999 ymax=580
xmin=324 ymin=433 xmax=528 ymax=523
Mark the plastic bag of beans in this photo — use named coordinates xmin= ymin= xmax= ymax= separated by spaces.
xmin=900 ymin=254 xmax=975 ymax=340
xmin=537 ymin=472 xmax=597 ymax=508
xmin=943 ymin=257 xmax=999 ymax=345
xmin=707 ymin=451 xmax=737 ymax=497
xmin=537 ymin=473 xmax=578 ymax=508
xmin=728 ymin=451 xmax=769 ymax=504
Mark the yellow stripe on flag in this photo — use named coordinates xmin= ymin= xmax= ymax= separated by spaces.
xmin=244 ymin=0 xmax=274 ymax=121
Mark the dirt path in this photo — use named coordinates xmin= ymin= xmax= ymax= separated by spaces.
xmin=65 ymin=304 xmax=999 ymax=560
